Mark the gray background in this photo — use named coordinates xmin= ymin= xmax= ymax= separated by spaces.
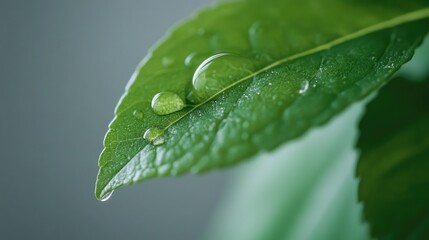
xmin=0 ymin=1 xmax=232 ymax=239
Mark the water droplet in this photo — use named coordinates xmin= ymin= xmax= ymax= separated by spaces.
xmin=162 ymin=57 xmax=174 ymax=67
xmin=190 ymin=53 xmax=254 ymax=103
xmin=100 ymin=191 xmax=113 ymax=202
xmin=151 ymin=92 xmax=185 ymax=115
xmin=133 ymin=110 xmax=143 ymax=120
xmin=143 ymin=127 xmax=164 ymax=145
xmin=184 ymin=52 xmax=207 ymax=68
xmin=299 ymin=80 xmax=309 ymax=94
xmin=184 ymin=53 xmax=197 ymax=67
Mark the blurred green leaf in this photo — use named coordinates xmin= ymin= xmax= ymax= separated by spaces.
xmin=357 ymin=78 xmax=429 ymax=239
xmin=95 ymin=0 xmax=429 ymax=199
xmin=205 ymin=101 xmax=370 ymax=240
xmin=398 ymin=35 xmax=429 ymax=80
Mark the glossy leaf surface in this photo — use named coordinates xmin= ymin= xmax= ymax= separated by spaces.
xmin=96 ymin=0 xmax=429 ymax=199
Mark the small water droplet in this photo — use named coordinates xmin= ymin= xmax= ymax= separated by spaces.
xmin=151 ymin=92 xmax=185 ymax=115
xmin=143 ymin=127 xmax=164 ymax=145
xmin=162 ymin=57 xmax=174 ymax=67
xmin=133 ymin=110 xmax=143 ymax=120
xmin=184 ymin=53 xmax=197 ymax=67
xmin=299 ymin=80 xmax=309 ymax=94
xmin=190 ymin=53 xmax=254 ymax=103
xmin=100 ymin=191 xmax=113 ymax=202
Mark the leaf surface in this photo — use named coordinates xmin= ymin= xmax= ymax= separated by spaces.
xmin=357 ymin=78 xmax=429 ymax=239
xmin=96 ymin=0 xmax=429 ymax=199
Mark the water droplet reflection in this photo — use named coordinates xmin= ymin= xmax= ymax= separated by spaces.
xmin=143 ymin=127 xmax=165 ymax=146
xmin=151 ymin=92 xmax=185 ymax=115
xmin=190 ymin=53 xmax=254 ymax=103
xmin=133 ymin=110 xmax=143 ymax=120
xmin=100 ymin=191 xmax=114 ymax=202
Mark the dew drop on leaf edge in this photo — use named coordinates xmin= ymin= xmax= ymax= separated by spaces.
xmin=189 ymin=53 xmax=255 ymax=103
xmin=100 ymin=190 xmax=113 ymax=202
xmin=151 ymin=92 xmax=185 ymax=115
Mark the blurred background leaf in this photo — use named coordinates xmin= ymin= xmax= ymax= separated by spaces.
xmin=398 ymin=35 xmax=429 ymax=81
xmin=204 ymin=100 xmax=371 ymax=240
xmin=357 ymin=77 xmax=429 ymax=239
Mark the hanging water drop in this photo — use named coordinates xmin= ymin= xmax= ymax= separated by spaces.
xmin=133 ymin=110 xmax=143 ymax=120
xmin=190 ymin=53 xmax=254 ymax=103
xmin=299 ymin=80 xmax=309 ymax=94
xmin=151 ymin=92 xmax=185 ymax=115
xmin=143 ymin=127 xmax=165 ymax=145
xmin=100 ymin=191 xmax=113 ymax=202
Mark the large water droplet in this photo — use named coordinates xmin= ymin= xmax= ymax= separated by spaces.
xmin=143 ymin=127 xmax=165 ymax=145
xmin=299 ymin=80 xmax=309 ymax=94
xmin=190 ymin=53 xmax=254 ymax=103
xmin=100 ymin=191 xmax=113 ymax=202
xmin=133 ymin=110 xmax=143 ymax=120
xmin=151 ymin=92 xmax=185 ymax=115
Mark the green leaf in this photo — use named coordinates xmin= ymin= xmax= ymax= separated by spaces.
xmin=95 ymin=0 xmax=429 ymax=199
xmin=205 ymin=100 xmax=370 ymax=240
xmin=399 ymin=34 xmax=429 ymax=80
xmin=357 ymin=78 xmax=429 ymax=239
